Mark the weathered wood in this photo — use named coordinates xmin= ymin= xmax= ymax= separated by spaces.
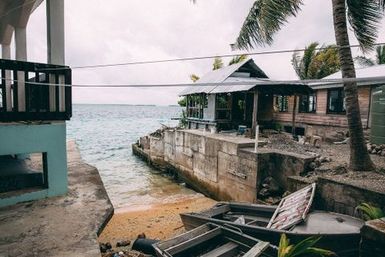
xmin=156 ymin=224 xmax=211 ymax=250
xmin=202 ymin=204 xmax=231 ymax=217
xmin=251 ymin=91 xmax=259 ymax=137
xmin=0 ymin=58 xmax=72 ymax=121
xmin=200 ymin=242 xmax=238 ymax=257
xmin=292 ymin=95 xmax=297 ymax=136
xmin=242 ymin=242 xmax=270 ymax=257
xmin=166 ymin=227 xmax=221 ymax=255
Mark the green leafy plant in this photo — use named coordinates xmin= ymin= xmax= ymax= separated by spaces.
xmin=356 ymin=203 xmax=385 ymax=221
xmin=179 ymin=110 xmax=188 ymax=128
xmin=278 ymin=234 xmax=336 ymax=257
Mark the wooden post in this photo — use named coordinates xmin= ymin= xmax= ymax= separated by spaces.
xmin=292 ymin=95 xmax=297 ymax=137
xmin=251 ymin=91 xmax=259 ymax=138
xmin=254 ymin=125 xmax=259 ymax=153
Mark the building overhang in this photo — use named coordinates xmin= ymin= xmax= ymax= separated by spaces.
xmin=0 ymin=0 xmax=43 ymax=44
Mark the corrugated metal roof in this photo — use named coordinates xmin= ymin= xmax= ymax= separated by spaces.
xmin=310 ymin=64 xmax=385 ymax=89
xmin=179 ymin=58 xmax=267 ymax=95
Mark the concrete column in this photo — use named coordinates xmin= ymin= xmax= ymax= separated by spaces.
xmin=2 ymin=45 xmax=12 ymax=111
xmin=15 ymin=27 xmax=27 ymax=61
xmin=15 ymin=27 xmax=27 ymax=112
xmin=46 ymin=0 xmax=65 ymax=65
xmin=46 ymin=0 xmax=65 ymax=112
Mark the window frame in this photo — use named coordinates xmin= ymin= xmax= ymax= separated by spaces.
xmin=327 ymin=88 xmax=346 ymax=114
xmin=275 ymin=95 xmax=289 ymax=112
xmin=299 ymin=93 xmax=317 ymax=113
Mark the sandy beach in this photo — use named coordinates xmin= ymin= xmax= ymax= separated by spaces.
xmin=98 ymin=196 xmax=216 ymax=247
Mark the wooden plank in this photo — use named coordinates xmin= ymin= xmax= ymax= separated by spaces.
xmin=243 ymin=242 xmax=270 ymax=257
xmin=156 ymin=224 xmax=211 ymax=250
xmin=200 ymin=242 xmax=238 ymax=257
xmin=202 ymin=204 xmax=231 ymax=217
xmin=166 ymin=227 xmax=221 ymax=255
xmin=267 ymin=183 xmax=315 ymax=230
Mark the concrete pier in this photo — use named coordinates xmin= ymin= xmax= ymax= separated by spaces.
xmin=0 ymin=141 xmax=114 ymax=257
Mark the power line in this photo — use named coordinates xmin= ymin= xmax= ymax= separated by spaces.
xmin=38 ymin=42 xmax=385 ymax=71
xmin=2 ymin=75 xmax=385 ymax=88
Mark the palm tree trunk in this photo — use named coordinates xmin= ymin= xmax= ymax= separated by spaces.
xmin=331 ymin=0 xmax=375 ymax=170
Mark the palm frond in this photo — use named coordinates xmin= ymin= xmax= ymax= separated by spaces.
xmin=376 ymin=45 xmax=385 ymax=64
xmin=235 ymin=0 xmax=303 ymax=49
xmin=302 ymin=42 xmax=319 ymax=79
xmin=346 ymin=0 xmax=384 ymax=51
xmin=356 ymin=203 xmax=385 ymax=220
xmin=291 ymin=51 xmax=303 ymax=79
xmin=354 ymin=56 xmax=375 ymax=67
xmin=228 ymin=55 xmax=248 ymax=65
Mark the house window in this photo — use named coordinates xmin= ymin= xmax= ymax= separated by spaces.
xmin=299 ymin=94 xmax=317 ymax=113
xmin=187 ymin=94 xmax=207 ymax=118
xmin=216 ymin=93 xmax=232 ymax=120
xmin=327 ymin=88 xmax=346 ymax=114
xmin=275 ymin=95 xmax=288 ymax=112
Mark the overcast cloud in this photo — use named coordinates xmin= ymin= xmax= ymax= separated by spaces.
xmin=22 ymin=0 xmax=385 ymax=105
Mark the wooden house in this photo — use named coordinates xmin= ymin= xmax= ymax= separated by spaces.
xmin=273 ymin=65 xmax=385 ymax=138
xmin=179 ymin=58 xmax=310 ymax=133
xmin=180 ymin=58 xmax=384 ymax=138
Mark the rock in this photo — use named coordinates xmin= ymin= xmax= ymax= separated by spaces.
xmin=100 ymin=242 xmax=112 ymax=253
xmin=314 ymin=159 xmax=321 ymax=167
xmin=319 ymin=156 xmax=327 ymax=163
xmin=261 ymin=177 xmax=281 ymax=194
xmin=137 ymin=233 xmax=146 ymax=239
xmin=116 ymin=240 xmax=131 ymax=247
xmin=381 ymin=151 xmax=385 ymax=157
xmin=258 ymin=188 xmax=270 ymax=197
xmin=308 ymin=162 xmax=317 ymax=171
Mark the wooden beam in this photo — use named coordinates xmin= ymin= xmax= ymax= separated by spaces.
xmin=200 ymin=242 xmax=238 ymax=257
xmin=251 ymin=91 xmax=259 ymax=137
xmin=292 ymin=95 xmax=297 ymax=136
xmin=166 ymin=227 xmax=221 ymax=255
xmin=242 ymin=241 xmax=270 ymax=257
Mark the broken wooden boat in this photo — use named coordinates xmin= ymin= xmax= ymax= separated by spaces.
xmin=180 ymin=184 xmax=364 ymax=257
xmin=153 ymin=222 xmax=278 ymax=257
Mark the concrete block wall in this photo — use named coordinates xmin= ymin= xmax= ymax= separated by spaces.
xmin=159 ymin=130 xmax=259 ymax=202
xmin=0 ymin=123 xmax=67 ymax=207
xmin=287 ymin=176 xmax=385 ymax=217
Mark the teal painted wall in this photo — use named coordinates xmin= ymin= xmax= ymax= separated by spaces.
xmin=0 ymin=122 xmax=67 ymax=207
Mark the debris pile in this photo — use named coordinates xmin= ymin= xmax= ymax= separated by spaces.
xmin=258 ymin=176 xmax=283 ymax=204
xmin=367 ymin=143 xmax=385 ymax=157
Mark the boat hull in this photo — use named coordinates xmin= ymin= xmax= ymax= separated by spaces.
xmin=180 ymin=202 xmax=363 ymax=257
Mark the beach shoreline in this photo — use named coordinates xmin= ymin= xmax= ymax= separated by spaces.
xmin=98 ymin=196 xmax=216 ymax=248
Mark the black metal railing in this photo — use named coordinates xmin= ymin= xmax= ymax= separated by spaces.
xmin=0 ymin=59 xmax=72 ymax=121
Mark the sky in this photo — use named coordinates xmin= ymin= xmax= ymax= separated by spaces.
xmin=21 ymin=0 xmax=385 ymax=105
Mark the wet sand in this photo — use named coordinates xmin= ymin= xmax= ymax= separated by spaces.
xmin=98 ymin=196 xmax=216 ymax=246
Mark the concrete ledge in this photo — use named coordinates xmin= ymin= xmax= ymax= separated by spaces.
xmin=360 ymin=218 xmax=385 ymax=257
xmin=0 ymin=141 xmax=114 ymax=257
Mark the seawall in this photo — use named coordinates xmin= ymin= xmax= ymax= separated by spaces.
xmin=133 ymin=129 xmax=314 ymax=202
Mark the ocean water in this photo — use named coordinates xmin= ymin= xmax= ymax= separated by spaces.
xmin=67 ymin=104 xmax=201 ymax=209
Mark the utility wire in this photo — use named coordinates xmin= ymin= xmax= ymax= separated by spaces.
xmin=37 ymin=42 xmax=385 ymax=71
xmin=2 ymin=75 xmax=385 ymax=88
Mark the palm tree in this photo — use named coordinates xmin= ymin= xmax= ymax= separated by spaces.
xmin=292 ymin=42 xmax=340 ymax=80
xmin=234 ymin=0 xmax=384 ymax=171
xmin=355 ymin=45 xmax=385 ymax=67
